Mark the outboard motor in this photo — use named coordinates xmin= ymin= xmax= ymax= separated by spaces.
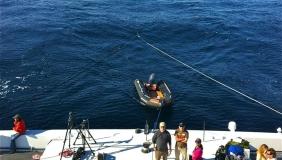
xmin=148 ymin=73 xmax=155 ymax=84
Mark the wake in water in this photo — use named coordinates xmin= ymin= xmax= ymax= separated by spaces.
xmin=0 ymin=78 xmax=30 ymax=99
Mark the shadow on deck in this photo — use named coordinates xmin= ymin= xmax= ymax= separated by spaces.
xmin=0 ymin=151 xmax=42 ymax=160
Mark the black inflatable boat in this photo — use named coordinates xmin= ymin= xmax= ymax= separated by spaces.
xmin=134 ymin=79 xmax=173 ymax=108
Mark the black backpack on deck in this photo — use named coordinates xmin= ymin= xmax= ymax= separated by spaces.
xmin=215 ymin=145 xmax=226 ymax=160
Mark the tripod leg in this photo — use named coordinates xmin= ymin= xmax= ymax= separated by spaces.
xmin=81 ymin=131 xmax=85 ymax=149
xmin=73 ymin=129 xmax=81 ymax=145
xmin=86 ymin=129 xmax=97 ymax=143
xmin=68 ymin=126 xmax=72 ymax=148
xmin=82 ymin=133 xmax=95 ymax=156
xmin=76 ymin=128 xmax=95 ymax=156
xmin=60 ymin=127 xmax=69 ymax=160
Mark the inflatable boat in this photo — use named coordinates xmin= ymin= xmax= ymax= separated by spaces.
xmin=134 ymin=79 xmax=173 ymax=108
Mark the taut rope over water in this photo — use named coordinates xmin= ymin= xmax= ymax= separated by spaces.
xmin=137 ymin=33 xmax=282 ymax=115
xmin=153 ymin=107 xmax=163 ymax=131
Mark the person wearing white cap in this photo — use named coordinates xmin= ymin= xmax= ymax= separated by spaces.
xmin=152 ymin=122 xmax=172 ymax=160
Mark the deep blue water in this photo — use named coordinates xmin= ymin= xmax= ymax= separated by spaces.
xmin=0 ymin=0 xmax=281 ymax=132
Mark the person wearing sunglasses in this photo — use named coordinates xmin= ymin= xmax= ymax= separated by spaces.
xmin=266 ymin=148 xmax=277 ymax=160
xmin=175 ymin=122 xmax=189 ymax=160
xmin=256 ymin=144 xmax=268 ymax=160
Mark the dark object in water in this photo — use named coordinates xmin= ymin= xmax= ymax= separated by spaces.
xmin=134 ymin=79 xmax=173 ymax=108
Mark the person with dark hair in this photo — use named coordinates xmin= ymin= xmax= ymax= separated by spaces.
xmin=175 ymin=122 xmax=189 ymax=160
xmin=266 ymin=148 xmax=277 ymax=160
xmin=146 ymin=80 xmax=162 ymax=104
xmin=10 ymin=114 xmax=26 ymax=153
xmin=192 ymin=138 xmax=203 ymax=160
xmin=152 ymin=122 xmax=172 ymax=160
xmin=148 ymin=83 xmax=159 ymax=98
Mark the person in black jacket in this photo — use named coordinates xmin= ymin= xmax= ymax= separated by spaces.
xmin=152 ymin=122 xmax=171 ymax=160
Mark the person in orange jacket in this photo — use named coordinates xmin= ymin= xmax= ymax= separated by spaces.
xmin=10 ymin=114 xmax=26 ymax=153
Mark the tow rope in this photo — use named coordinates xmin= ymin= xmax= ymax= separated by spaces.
xmin=137 ymin=33 xmax=282 ymax=116
xmin=153 ymin=107 xmax=163 ymax=130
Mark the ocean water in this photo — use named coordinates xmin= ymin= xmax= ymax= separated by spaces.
xmin=0 ymin=0 xmax=281 ymax=132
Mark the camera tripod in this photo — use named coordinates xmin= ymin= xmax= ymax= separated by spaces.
xmin=73 ymin=119 xmax=96 ymax=149
xmin=60 ymin=113 xmax=96 ymax=160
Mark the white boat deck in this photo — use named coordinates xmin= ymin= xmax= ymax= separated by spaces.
xmin=0 ymin=129 xmax=282 ymax=160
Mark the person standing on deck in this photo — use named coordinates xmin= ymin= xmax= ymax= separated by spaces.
xmin=175 ymin=122 xmax=189 ymax=160
xmin=192 ymin=138 xmax=203 ymax=160
xmin=152 ymin=122 xmax=172 ymax=160
xmin=10 ymin=114 xmax=26 ymax=153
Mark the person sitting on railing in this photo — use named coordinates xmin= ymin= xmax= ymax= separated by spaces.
xmin=10 ymin=114 xmax=26 ymax=154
